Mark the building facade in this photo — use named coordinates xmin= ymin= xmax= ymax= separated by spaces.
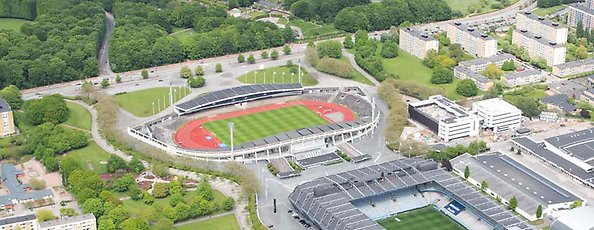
xmin=39 ymin=214 xmax=96 ymax=230
xmin=399 ymin=27 xmax=438 ymax=59
xmin=458 ymin=53 xmax=515 ymax=72
xmin=516 ymin=11 xmax=568 ymax=44
xmin=552 ymin=58 xmax=594 ymax=77
xmin=473 ymin=98 xmax=522 ymax=133
xmin=0 ymin=214 xmax=38 ymax=230
xmin=501 ymin=69 xmax=544 ymax=87
xmin=0 ymin=99 xmax=16 ymax=137
xmin=446 ymin=23 xmax=497 ymax=57
xmin=567 ymin=0 xmax=594 ymax=30
xmin=512 ymin=29 xmax=566 ymax=66
xmin=453 ymin=66 xmax=494 ymax=91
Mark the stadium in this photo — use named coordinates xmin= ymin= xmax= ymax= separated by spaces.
xmin=289 ymin=157 xmax=534 ymax=230
xmin=127 ymin=83 xmax=380 ymax=164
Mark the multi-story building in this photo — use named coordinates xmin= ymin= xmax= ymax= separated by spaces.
xmin=399 ymin=27 xmax=438 ymax=59
xmin=473 ymin=98 xmax=522 ymax=133
xmin=501 ymin=69 xmax=544 ymax=87
xmin=0 ymin=214 xmax=38 ymax=230
xmin=568 ymin=0 xmax=594 ymax=30
xmin=582 ymin=88 xmax=594 ymax=106
xmin=0 ymin=164 xmax=53 ymax=210
xmin=0 ymin=98 xmax=16 ymax=137
xmin=446 ymin=23 xmax=497 ymax=57
xmin=552 ymin=58 xmax=594 ymax=77
xmin=458 ymin=53 xmax=515 ymax=72
xmin=408 ymin=95 xmax=480 ymax=141
xmin=512 ymin=29 xmax=566 ymax=66
xmin=453 ymin=66 xmax=494 ymax=91
xmin=39 ymin=214 xmax=96 ymax=230
xmin=516 ymin=11 xmax=568 ymax=44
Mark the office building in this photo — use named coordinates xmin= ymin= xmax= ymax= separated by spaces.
xmin=473 ymin=98 xmax=522 ymax=133
xmin=453 ymin=66 xmax=494 ymax=90
xmin=552 ymin=58 xmax=594 ymax=77
xmin=399 ymin=27 xmax=438 ymax=59
xmin=0 ymin=214 xmax=38 ymax=230
xmin=408 ymin=95 xmax=480 ymax=141
xmin=501 ymin=69 xmax=544 ymax=87
xmin=516 ymin=12 xmax=568 ymax=44
xmin=39 ymin=214 xmax=96 ymax=230
xmin=446 ymin=23 xmax=497 ymax=57
xmin=512 ymin=29 xmax=566 ymax=66
xmin=0 ymin=98 xmax=16 ymax=137
xmin=568 ymin=0 xmax=594 ymax=30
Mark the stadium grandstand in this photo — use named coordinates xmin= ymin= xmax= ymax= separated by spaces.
xmin=127 ymin=84 xmax=380 ymax=163
xmin=512 ymin=128 xmax=594 ymax=189
xmin=288 ymin=157 xmax=533 ymax=230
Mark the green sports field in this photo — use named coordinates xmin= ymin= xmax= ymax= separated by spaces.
xmin=377 ymin=206 xmax=465 ymax=230
xmin=202 ymin=105 xmax=328 ymax=145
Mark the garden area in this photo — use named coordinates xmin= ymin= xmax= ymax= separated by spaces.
xmin=237 ymin=65 xmax=318 ymax=86
xmin=114 ymin=87 xmax=191 ymax=117
xmin=286 ymin=18 xmax=342 ymax=39
xmin=532 ymin=5 xmax=566 ymax=16
xmin=64 ymin=102 xmax=92 ymax=131
xmin=175 ymin=213 xmax=240 ymax=230
xmin=447 ymin=0 xmax=518 ymax=16
xmin=170 ymin=28 xmax=197 ymax=43
xmin=0 ymin=18 xmax=29 ymax=32
xmin=63 ymin=141 xmax=112 ymax=174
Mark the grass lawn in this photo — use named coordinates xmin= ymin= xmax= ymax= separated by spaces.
xmin=377 ymin=206 xmax=465 ymax=230
xmin=63 ymin=141 xmax=112 ymax=174
xmin=237 ymin=66 xmax=318 ymax=86
xmin=0 ymin=18 xmax=29 ymax=33
xmin=248 ymin=11 xmax=267 ymax=19
xmin=503 ymin=87 xmax=548 ymax=105
xmin=532 ymin=5 xmax=566 ymax=17
xmin=123 ymin=190 xmax=226 ymax=218
xmin=382 ymin=48 xmax=462 ymax=100
xmin=115 ymin=87 xmax=191 ymax=117
xmin=175 ymin=214 xmax=240 ymax=230
xmin=170 ymin=28 xmax=196 ymax=43
xmin=287 ymin=18 xmax=341 ymax=39
xmin=447 ymin=0 xmax=519 ymax=16
xmin=338 ymin=56 xmax=375 ymax=86
xmin=203 ymin=105 xmax=328 ymax=145
xmin=64 ymin=102 xmax=92 ymax=131
xmin=276 ymin=17 xmax=288 ymax=25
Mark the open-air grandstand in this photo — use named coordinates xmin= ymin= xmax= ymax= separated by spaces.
xmin=288 ymin=157 xmax=534 ymax=230
xmin=127 ymin=84 xmax=379 ymax=163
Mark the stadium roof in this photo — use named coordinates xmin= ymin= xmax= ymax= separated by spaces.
xmin=451 ymin=153 xmax=580 ymax=215
xmin=289 ymin=157 xmax=533 ymax=230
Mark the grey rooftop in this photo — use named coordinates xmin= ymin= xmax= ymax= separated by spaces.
xmin=401 ymin=27 xmax=435 ymax=41
xmin=515 ymin=29 xmax=564 ymax=48
xmin=540 ymin=94 xmax=576 ymax=113
xmin=503 ymin=69 xmax=542 ymax=80
xmin=451 ymin=23 xmax=496 ymax=41
xmin=0 ymin=214 xmax=36 ymax=226
xmin=554 ymin=58 xmax=594 ymax=69
xmin=39 ymin=214 xmax=95 ymax=228
xmin=459 ymin=53 xmax=515 ymax=68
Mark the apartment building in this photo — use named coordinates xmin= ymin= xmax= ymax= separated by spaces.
xmin=0 ymin=99 xmax=16 ymax=137
xmin=39 ymin=214 xmax=96 ymax=230
xmin=446 ymin=23 xmax=497 ymax=57
xmin=0 ymin=214 xmax=38 ymax=230
xmin=512 ymin=29 xmax=566 ymax=66
xmin=458 ymin=53 xmax=515 ymax=72
xmin=516 ymin=11 xmax=568 ymax=44
xmin=399 ymin=27 xmax=438 ymax=59
xmin=568 ymin=0 xmax=594 ymax=30
xmin=552 ymin=58 xmax=594 ymax=77
xmin=453 ymin=66 xmax=494 ymax=91
xmin=408 ymin=95 xmax=480 ymax=141
xmin=473 ymin=98 xmax=522 ymax=133
xmin=501 ymin=69 xmax=544 ymax=87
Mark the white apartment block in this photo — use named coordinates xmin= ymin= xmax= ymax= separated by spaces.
xmin=446 ymin=23 xmax=497 ymax=57
xmin=568 ymin=0 xmax=594 ymax=30
xmin=501 ymin=69 xmax=544 ymax=87
xmin=512 ymin=29 xmax=566 ymax=66
xmin=399 ymin=27 xmax=438 ymax=59
xmin=458 ymin=53 xmax=515 ymax=72
xmin=473 ymin=98 xmax=522 ymax=133
xmin=39 ymin=214 xmax=96 ymax=230
xmin=0 ymin=214 xmax=38 ymax=230
xmin=0 ymin=99 xmax=16 ymax=137
xmin=516 ymin=11 xmax=568 ymax=44
xmin=408 ymin=95 xmax=479 ymax=141
xmin=552 ymin=58 xmax=594 ymax=77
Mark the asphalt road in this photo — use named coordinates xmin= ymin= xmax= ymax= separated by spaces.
xmin=99 ymin=11 xmax=115 ymax=77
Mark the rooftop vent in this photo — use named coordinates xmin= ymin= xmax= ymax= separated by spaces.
xmin=454 ymin=22 xmax=462 ymax=26
xmin=552 ymin=22 xmax=559 ymax=26
xmin=524 ymin=11 xmax=531 ymax=15
xmin=535 ymin=35 xmax=542 ymax=39
xmin=538 ymin=17 xmax=544 ymax=20
xmin=468 ymin=28 xmax=475 ymax=32
xmin=520 ymin=29 xmax=528 ymax=33
xmin=481 ymin=34 xmax=488 ymax=38
xmin=549 ymin=42 xmax=557 ymax=45
xmin=421 ymin=34 xmax=428 ymax=38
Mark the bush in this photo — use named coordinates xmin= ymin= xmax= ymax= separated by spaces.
xmin=283 ymin=45 xmax=292 ymax=55
xmin=29 ymin=178 xmax=46 ymax=190
xmin=456 ymin=79 xmax=479 ymax=97
xmin=392 ymin=79 xmax=444 ymax=99
xmin=188 ymin=76 xmax=206 ymax=88
xmin=215 ymin=63 xmax=223 ymax=73
xmin=431 ymin=68 xmax=454 ymax=84
xmin=261 ymin=51 xmax=268 ymax=59
xmin=152 ymin=183 xmax=169 ymax=198
xmin=270 ymin=50 xmax=279 ymax=60
xmin=180 ymin=66 xmax=192 ymax=79
xmin=316 ymin=58 xmax=354 ymax=79
xmin=195 ymin=66 xmax=204 ymax=76
xmin=381 ymin=41 xmax=399 ymax=58
xmin=316 ymin=40 xmax=343 ymax=59
xmin=141 ymin=69 xmax=149 ymax=79
xmin=247 ymin=54 xmax=256 ymax=64
xmin=266 ymin=163 xmax=278 ymax=175
xmin=237 ymin=54 xmax=245 ymax=63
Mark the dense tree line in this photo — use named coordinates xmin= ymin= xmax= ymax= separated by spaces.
xmin=23 ymin=94 xmax=69 ymax=125
xmin=109 ymin=1 xmax=294 ymax=72
xmin=28 ymin=123 xmax=88 ymax=171
xmin=537 ymin=0 xmax=580 ymax=8
xmin=0 ymin=0 xmax=105 ymax=89
xmin=284 ymin=0 xmax=370 ymax=22
xmin=378 ymin=79 xmax=408 ymax=143
xmin=0 ymin=0 xmax=36 ymax=20
xmin=334 ymin=0 xmax=453 ymax=32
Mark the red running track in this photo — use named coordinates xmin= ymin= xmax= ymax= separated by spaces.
xmin=173 ymin=100 xmax=355 ymax=150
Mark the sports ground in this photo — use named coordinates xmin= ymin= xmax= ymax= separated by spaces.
xmin=174 ymin=100 xmax=355 ymax=149
xmin=376 ymin=206 xmax=465 ymax=230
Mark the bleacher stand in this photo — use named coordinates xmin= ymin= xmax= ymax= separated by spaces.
xmin=270 ymin=157 xmax=301 ymax=179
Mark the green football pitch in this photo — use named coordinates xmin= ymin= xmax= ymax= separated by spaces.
xmin=377 ymin=206 xmax=465 ymax=230
xmin=202 ymin=105 xmax=328 ymax=145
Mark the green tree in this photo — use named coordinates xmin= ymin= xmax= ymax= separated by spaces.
xmin=127 ymin=157 xmax=145 ymax=173
xmin=170 ymin=193 xmax=184 ymax=207
xmin=261 ymin=51 xmax=269 ymax=59
xmin=180 ymin=66 xmax=192 ymax=79
xmin=570 ymin=200 xmax=582 ymax=209
xmin=60 ymin=208 xmax=78 ymax=217
xmin=36 ymin=209 xmax=57 ymax=222
xmin=481 ymin=180 xmax=489 ymax=191
xmin=115 ymin=75 xmax=122 ymax=83
xmin=107 ymin=155 xmax=128 ymax=173
xmin=195 ymin=66 xmax=204 ymax=76
xmin=114 ymin=174 xmax=135 ymax=192
xmin=141 ymin=69 xmax=149 ymax=79
xmin=501 ymin=60 xmax=515 ymax=71
xmin=508 ymin=196 xmax=518 ymax=210
xmin=237 ymin=54 xmax=245 ymax=63
xmin=576 ymin=45 xmax=588 ymax=60
xmin=152 ymin=182 xmax=169 ymax=198
xmin=83 ymin=198 xmax=104 ymax=217
xmin=197 ymin=181 xmax=214 ymax=201
xmin=381 ymin=41 xmax=399 ymax=58
xmin=188 ymin=76 xmax=206 ymax=88
xmin=154 ymin=218 xmax=174 ymax=230
xmin=0 ymin=85 xmax=23 ymax=109
xmin=142 ymin=191 xmax=154 ymax=204
xmin=464 ymin=165 xmax=470 ymax=179
xmin=129 ymin=184 xmax=141 ymax=200
xmin=98 ymin=217 xmax=116 ymax=230
xmin=283 ymin=45 xmax=292 ymax=55
xmin=456 ymin=79 xmax=479 ymax=97
xmin=270 ymin=50 xmax=279 ymax=60
xmin=316 ymin=40 xmax=343 ymax=58
xmin=100 ymin=79 xmax=110 ymax=88
xmin=23 ymin=94 xmax=69 ymax=125
xmin=481 ymin=63 xmax=503 ymax=79
xmin=223 ymin=197 xmax=236 ymax=211
xmin=343 ymin=35 xmax=354 ymax=49
xmin=247 ymin=54 xmax=256 ymax=64
xmin=516 ymin=98 xmax=541 ymax=118
xmin=120 ymin=218 xmax=149 ymax=230
xmin=536 ymin=204 xmax=543 ymax=219
xmin=431 ymin=68 xmax=454 ymax=84
xmin=215 ymin=63 xmax=223 ymax=73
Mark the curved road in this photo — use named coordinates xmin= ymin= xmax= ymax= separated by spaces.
xmin=99 ymin=11 xmax=115 ymax=77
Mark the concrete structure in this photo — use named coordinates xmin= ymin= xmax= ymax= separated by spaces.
xmin=552 ymin=58 xmax=594 ymax=77
xmin=473 ymin=98 xmax=522 ymax=133
xmin=501 ymin=69 xmax=544 ymax=87
xmin=446 ymin=23 xmax=497 ymax=57
xmin=512 ymin=29 xmax=566 ymax=66
xmin=459 ymin=53 xmax=515 ymax=71
xmin=408 ymin=95 xmax=480 ymax=141
xmin=0 ymin=214 xmax=37 ymax=230
xmin=399 ymin=27 xmax=438 ymax=59
xmin=568 ymin=0 xmax=594 ymax=30
xmin=39 ymin=214 xmax=96 ymax=230
xmin=0 ymin=98 xmax=16 ymax=137
xmin=516 ymin=11 xmax=568 ymax=44
xmin=0 ymin=164 xmax=53 ymax=210
xmin=550 ymin=206 xmax=594 ymax=230
xmin=453 ymin=66 xmax=494 ymax=90
xmin=452 ymin=153 xmax=581 ymax=221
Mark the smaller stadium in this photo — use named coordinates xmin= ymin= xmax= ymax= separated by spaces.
xmin=128 ymin=83 xmax=379 ymax=165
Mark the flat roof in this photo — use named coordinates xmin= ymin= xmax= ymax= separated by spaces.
xmin=514 ymin=29 xmax=564 ymax=48
xmin=39 ymin=214 xmax=95 ymax=228
xmin=544 ymin=128 xmax=594 ymax=162
xmin=401 ymin=27 xmax=435 ymax=41
xmin=540 ymin=94 xmax=576 ymax=113
xmin=454 ymin=66 xmax=492 ymax=84
xmin=554 ymin=58 xmax=594 ymax=69
xmin=0 ymin=214 xmax=36 ymax=225
xmin=503 ymin=69 xmax=542 ymax=80
xmin=459 ymin=53 xmax=515 ymax=68
xmin=473 ymin=98 xmax=521 ymax=114
xmin=410 ymin=95 xmax=477 ymax=125
xmin=519 ymin=11 xmax=566 ymax=29
xmin=451 ymin=23 xmax=496 ymax=41
xmin=568 ymin=3 xmax=594 ymax=17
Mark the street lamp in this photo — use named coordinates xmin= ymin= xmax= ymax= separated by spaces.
xmin=229 ymin=122 xmax=235 ymax=153
xmin=273 ymin=71 xmax=276 ymax=84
